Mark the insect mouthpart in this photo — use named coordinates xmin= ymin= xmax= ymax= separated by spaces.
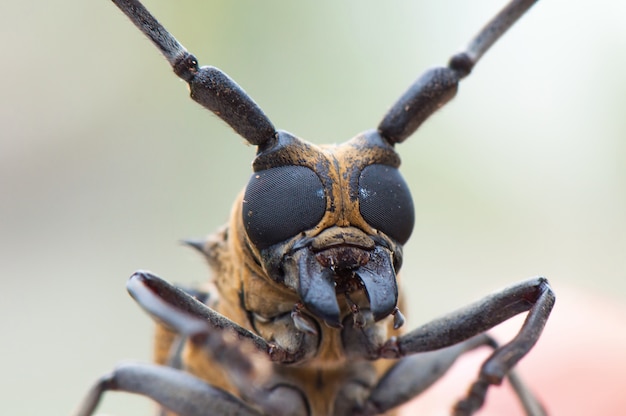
xmin=283 ymin=239 xmax=400 ymax=330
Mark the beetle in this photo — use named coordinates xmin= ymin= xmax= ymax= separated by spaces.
xmin=76 ymin=0 xmax=555 ymax=415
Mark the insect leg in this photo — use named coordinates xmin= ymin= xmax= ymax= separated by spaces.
xmin=127 ymin=271 xmax=301 ymax=364
xmin=355 ymin=334 xmax=494 ymax=415
xmin=109 ymin=0 xmax=276 ymax=145
xmin=356 ymin=334 xmax=545 ymax=416
xmin=378 ymin=277 xmax=554 ymax=415
xmin=378 ymin=0 xmax=539 ymax=144
xmin=74 ymin=362 xmax=262 ymax=416
xmin=153 ymin=285 xmax=210 ymax=370
xmin=127 ymin=271 xmax=312 ymax=416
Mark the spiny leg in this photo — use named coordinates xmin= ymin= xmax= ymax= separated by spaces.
xmin=378 ymin=0 xmax=539 ymax=144
xmin=377 ymin=277 xmax=554 ymax=415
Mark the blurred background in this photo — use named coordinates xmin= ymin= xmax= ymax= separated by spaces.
xmin=1 ymin=0 xmax=624 ymax=414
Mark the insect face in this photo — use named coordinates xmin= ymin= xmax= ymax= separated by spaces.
xmin=240 ymin=129 xmax=413 ymax=329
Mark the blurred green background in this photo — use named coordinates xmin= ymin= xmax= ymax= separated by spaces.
xmin=1 ymin=0 xmax=624 ymax=414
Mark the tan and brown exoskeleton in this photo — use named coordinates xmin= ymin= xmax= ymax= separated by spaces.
xmin=76 ymin=1 xmax=555 ymax=415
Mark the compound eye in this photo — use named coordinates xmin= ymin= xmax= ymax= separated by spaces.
xmin=243 ymin=166 xmax=326 ymax=249
xmin=358 ymin=164 xmax=414 ymax=245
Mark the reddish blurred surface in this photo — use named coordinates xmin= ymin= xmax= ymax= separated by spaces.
xmin=400 ymin=288 xmax=626 ymax=416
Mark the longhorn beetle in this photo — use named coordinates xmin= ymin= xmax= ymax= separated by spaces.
xmin=76 ymin=1 xmax=556 ymax=415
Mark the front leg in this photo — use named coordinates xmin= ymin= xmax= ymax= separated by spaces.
xmin=76 ymin=272 xmax=313 ymax=416
xmin=356 ymin=335 xmax=545 ymax=416
xmin=128 ymin=271 xmax=314 ymax=414
xmin=355 ymin=334 xmax=496 ymax=415
xmin=127 ymin=271 xmax=302 ymax=364
xmin=379 ymin=277 xmax=554 ymax=415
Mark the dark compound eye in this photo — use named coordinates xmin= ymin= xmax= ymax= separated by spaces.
xmin=243 ymin=166 xmax=326 ymax=249
xmin=358 ymin=164 xmax=414 ymax=245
